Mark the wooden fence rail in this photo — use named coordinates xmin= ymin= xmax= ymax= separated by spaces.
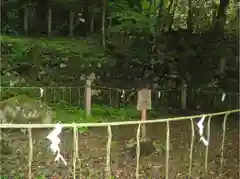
xmin=1 ymin=85 xmax=239 ymax=115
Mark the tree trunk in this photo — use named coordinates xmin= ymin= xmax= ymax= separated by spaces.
xmin=90 ymin=3 xmax=96 ymax=33
xmin=29 ymin=4 xmax=35 ymax=32
xmin=47 ymin=7 xmax=52 ymax=36
xmin=168 ymin=0 xmax=178 ymax=32
xmin=101 ymin=0 xmax=106 ymax=48
xmin=187 ymin=0 xmax=193 ymax=32
xmin=213 ymin=0 xmax=230 ymax=77
xmin=35 ymin=0 xmax=48 ymax=35
xmin=83 ymin=0 xmax=89 ymax=37
xmin=213 ymin=0 xmax=230 ymax=33
xmin=161 ymin=0 xmax=174 ymax=32
xmin=156 ymin=0 xmax=164 ymax=33
xmin=24 ymin=5 xmax=29 ymax=35
xmin=18 ymin=0 xmax=25 ymax=34
xmin=69 ymin=10 xmax=74 ymax=36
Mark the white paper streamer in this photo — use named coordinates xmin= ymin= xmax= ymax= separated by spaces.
xmin=158 ymin=91 xmax=161 ymax=99
xmin=200 ymin=136 xmax=208 ymax=146
xmin=40 ymin=88 xmax=44 ymax=98
xmin=221 ymin=92 xmax=226 ymax=102
xmin=46 ymin=123 xmax=67 ymax=165
xmin=121 ymin=90 xmax=125 ymax=98
xmin=197 ymin=115 xmax=209 ymax=146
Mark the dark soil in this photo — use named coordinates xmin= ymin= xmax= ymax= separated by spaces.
xmin=0 ymin=114 xmax=239 ymax=179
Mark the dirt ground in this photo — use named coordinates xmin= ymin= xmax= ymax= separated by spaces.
xmin=0 ymin=114 xmax=239 ymax=179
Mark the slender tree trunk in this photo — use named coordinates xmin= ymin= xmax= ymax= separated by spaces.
xmin=35 ymin=0 xmax=48 ymax=35
xmin=29 ymin=4 xmax=35 ymax=33
xmin=168 ymin=0 xmax=178 ymax=32
xmin=161 ymin=0 xmax=174 ymax=32
xmin=83 ymin=0 xmax=89 ymax=37
xmin=47 ymin=7 xmax=52 ymax=36
xmin=156 ymin=0 xmax=164 ymax=34
xmin=69 ymin=10 xmax=74 ymax=36
xmin=18 ymin=0 xmax=26 ymax=34
xmin=102 ymin=0 xmax=106 ymax=48
xmin=234 ymin=3 xmax=239 ymax=26
xmin=212 ymin=10 xmax=217 ymax=25
xmin=212 ymin=0 xmax=230 ymax=76
xmin=90 ymin=6 xmax=96 ymax=33
xmin=147 ymin=0 xmax=153 ymax=16
xmin=187 ymin=0 xmax=193 ymax=32
xmin=24 ymin=5 xmax=29 ymax=35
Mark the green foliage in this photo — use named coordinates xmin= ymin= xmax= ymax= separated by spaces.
xmin=1 ymin=0 xmax=238 ymax=90
xmin=1 ymin=35 xmax=106 ymax=63
xmin=1 ymin=36 xmax=109 ymax=86
xmin=108 ymin=0 xmax=155 ymax=36
xmin=51 ymin=103 xmax=141 ymax=123
xmin=0 ymin=1 xmax=239 ymax=178
xmin=0 ymin=0 xmax=239 ymax=117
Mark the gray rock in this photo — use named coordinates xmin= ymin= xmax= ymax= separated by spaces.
xmin=0 ymin=95 xmax=52 ymax=124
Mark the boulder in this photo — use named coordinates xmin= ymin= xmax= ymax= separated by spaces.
xmin=125 ymin=138 xmax=156 ymax=158
xmin=0 ymin=95 xmax=53 ymax=158
xmin=0 ymin=95 xmax=52 ymax=124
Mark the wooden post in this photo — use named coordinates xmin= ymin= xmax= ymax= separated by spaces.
xmin=219 ymin=57 xmax=226 ymax=74
xmin=137 ymin=89 xmax=151 ymax=140
xmin=141 ymin=109 xmax=147 ymax=138
xmin=181 ymin=83 xmax=187 ymax=109
xmin=85 ymin=79 xmax=91 ymax=116
xmin=109 ymin=89 xmax=112 ymax=107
